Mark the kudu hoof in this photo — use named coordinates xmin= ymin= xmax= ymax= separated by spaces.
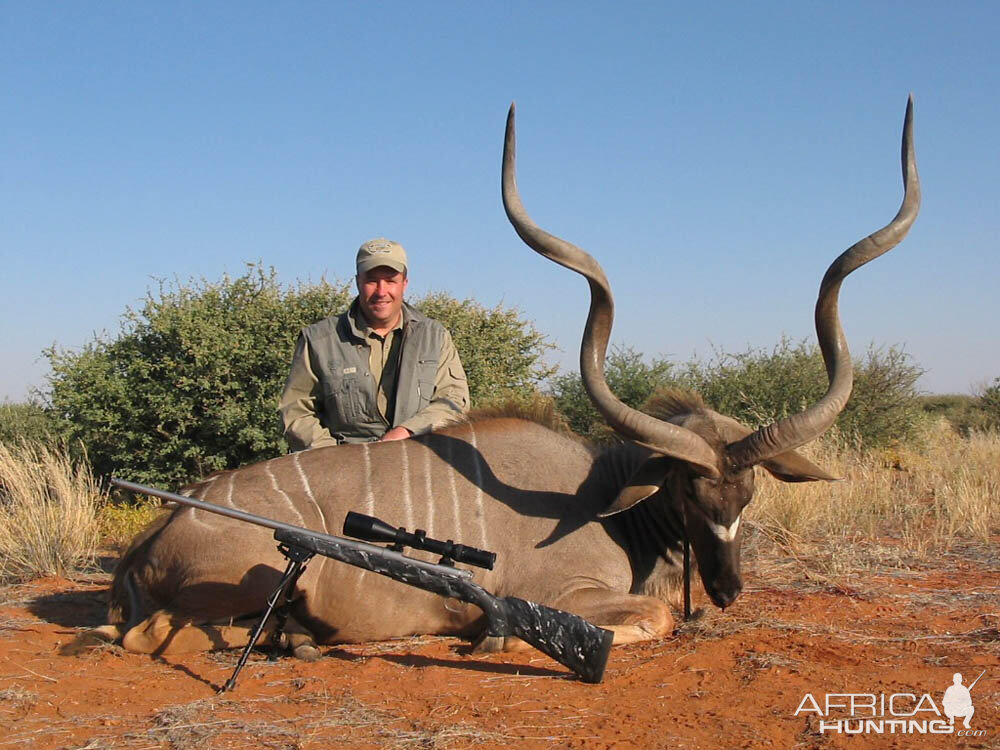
xmin=60 ymin=625 xmax=123 ymax=655
xmin=471 ymin=634 xmax=505 ymax=654
xmin=292 ymin=643 xmax=322 ymax=662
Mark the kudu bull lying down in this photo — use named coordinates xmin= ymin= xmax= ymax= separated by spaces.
xmin=88 ymin=99 xmax=919 ymax=663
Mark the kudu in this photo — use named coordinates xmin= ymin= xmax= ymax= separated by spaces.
xmin=87 ymin=99 xmax=919 ymax=662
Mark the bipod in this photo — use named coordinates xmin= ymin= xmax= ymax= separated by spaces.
xmin=219 ymin=542 xmax=314 ymax=693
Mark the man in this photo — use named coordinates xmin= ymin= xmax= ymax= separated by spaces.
xmin=279 ymin=238 xmax=469 ymax=450
xmin=943 ymin=672 xmax=978 ymax=729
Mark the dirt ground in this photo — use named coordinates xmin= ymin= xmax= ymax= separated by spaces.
xmin=1 ymin=543 xmax=997 ymax=750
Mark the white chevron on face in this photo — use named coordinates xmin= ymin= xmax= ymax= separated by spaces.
xmin=706 ymin=514 xmax=741 ymax=542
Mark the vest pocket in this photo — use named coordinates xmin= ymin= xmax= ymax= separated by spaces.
xmin=416 ymin=359 xmax=437 ymax=408
xmin=323 ymin=373 xmax=365 ymax=426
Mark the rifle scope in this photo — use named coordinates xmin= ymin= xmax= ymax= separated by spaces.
xmin=343 ymin=512 xmax=496 ymax=570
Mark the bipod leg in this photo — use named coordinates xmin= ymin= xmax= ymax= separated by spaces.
xmin=219 ymin=543 xmax=313 ymax=693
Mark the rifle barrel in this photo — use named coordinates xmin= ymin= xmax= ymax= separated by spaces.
xmin=113 ymin=477 xmax=303 ymax=535
xmin=110 ymin=477 xmax=473 ymax=581
xmin=969 ymin=669 xmax=986 ymax=691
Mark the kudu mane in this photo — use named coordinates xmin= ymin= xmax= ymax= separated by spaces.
xmin=463 ymin=388 xmax=711 ymax=442
xmin=641 ymin=388 xmax=708 ymax=421
xmin=462 ymin=400 xmax=576 ymax=436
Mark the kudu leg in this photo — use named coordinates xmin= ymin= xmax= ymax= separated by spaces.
xmin=121 ymin=609 xmax=320 ymax=660
xmin=60 ymin=623 xmax=126 ymax=655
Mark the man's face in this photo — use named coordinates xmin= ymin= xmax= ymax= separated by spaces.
xmin=357 ymin=266 xmax=408 ymax=331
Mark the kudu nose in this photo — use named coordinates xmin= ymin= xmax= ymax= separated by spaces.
xmin=708 ymin=581 xmax=742 ymax=610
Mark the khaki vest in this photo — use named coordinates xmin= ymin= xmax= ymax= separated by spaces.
xmin=301 ymin=302 xmax=446 ymax=443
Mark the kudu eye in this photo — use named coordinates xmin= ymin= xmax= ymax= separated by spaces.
xmin=693 ymin=474 xmax=719 ymax=490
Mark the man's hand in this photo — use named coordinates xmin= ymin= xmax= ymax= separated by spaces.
xmin=380 ymin=426 xmax=413 ymax=442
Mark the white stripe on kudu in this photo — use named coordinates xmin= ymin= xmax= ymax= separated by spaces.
xmin=293 ymin=452 xmax=327 ymax=533
xmin=197 ymin=472 xmax=237 ymax=529
xmin=468 ymin=425 xmax=488 ymax=551
xmin=180 ymin=487 xmax=213 ymax=530
xmin=446 ymin=435 xmax=461 ymax=541
xmin=362 ymin=443 xmax=375 ymax=516
xmin=422 ymin=443 xmax=434 ymax=534
xmin=266 ymin=462 xmax=305 ymax=526
xmin=349 ymin=443 xmax=378 ymax=594
xmin=400 ymin=440 xmax=414 ymax=530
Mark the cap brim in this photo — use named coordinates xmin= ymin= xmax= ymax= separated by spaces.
xmin=357 ymin=259 xmax=407 ymax=275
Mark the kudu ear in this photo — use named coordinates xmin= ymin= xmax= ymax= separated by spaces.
xmin=598 ymin=456 xmax=672 ymax=517
xmin=760 ymin=450 xmax=840 ymax=483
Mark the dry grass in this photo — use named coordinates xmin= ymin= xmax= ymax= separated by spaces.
xmin=0 ymin=441 xmax=106 ymax=583
xmin=106 ymin=691 xmax=508 ymax=749
xmin=748 ymin=418 xmax=1000 ymax=561
xmin=0 ymin=685 xmax=39 ymax=711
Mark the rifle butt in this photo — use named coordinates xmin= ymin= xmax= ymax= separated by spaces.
xmin=500 ymin=596 xmax=613 ymax=683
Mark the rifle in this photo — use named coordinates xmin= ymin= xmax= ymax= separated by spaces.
xmin=968 ymin=669 xmax=986 ymax=692
xmin=111 ymin=478 xmax=614 ymax=690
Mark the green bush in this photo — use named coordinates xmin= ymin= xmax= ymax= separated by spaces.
xmin=549 ymin=338 xmax=926 ymax=449
xmin=978 ymin=378 xmax=1000 ymax=429
xmin=43 ymin=265 xmax=553 ymax=487
xmin=0 ymin=401 xmax=58 ymax=445
xmin=677 ymin=339 xmax=926 ymax=448
xmin=827 ymin=344 xmax=927 ymax=448
xmin=45 ymin=265 xmax=353 ymax=486
xmin=673 ymin=338 xmax=827 ymax=427
xmin=414 ymin=292 xmax=554 ymax=405
xmin=918 ymin=394 xmax=991 ymax=435
xmin=549 ymin=346 xmax=674 ymax=443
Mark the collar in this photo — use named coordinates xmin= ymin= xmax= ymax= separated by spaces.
xmin=347 ymin=299 xmax=419 ymax=341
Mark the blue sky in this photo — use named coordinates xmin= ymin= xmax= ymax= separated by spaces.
xmin=3 ymin=2 xmax=998 ymax=401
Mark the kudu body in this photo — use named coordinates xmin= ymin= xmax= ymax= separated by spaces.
xmin=92 ymin=100 xmax=919 ymax=659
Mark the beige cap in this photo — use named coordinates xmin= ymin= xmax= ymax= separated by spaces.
xmin=356 ymin=238 xmax=408 ymax=275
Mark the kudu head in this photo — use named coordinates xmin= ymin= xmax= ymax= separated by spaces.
xmin=501 ymin=99 xmax=920 ymax=609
